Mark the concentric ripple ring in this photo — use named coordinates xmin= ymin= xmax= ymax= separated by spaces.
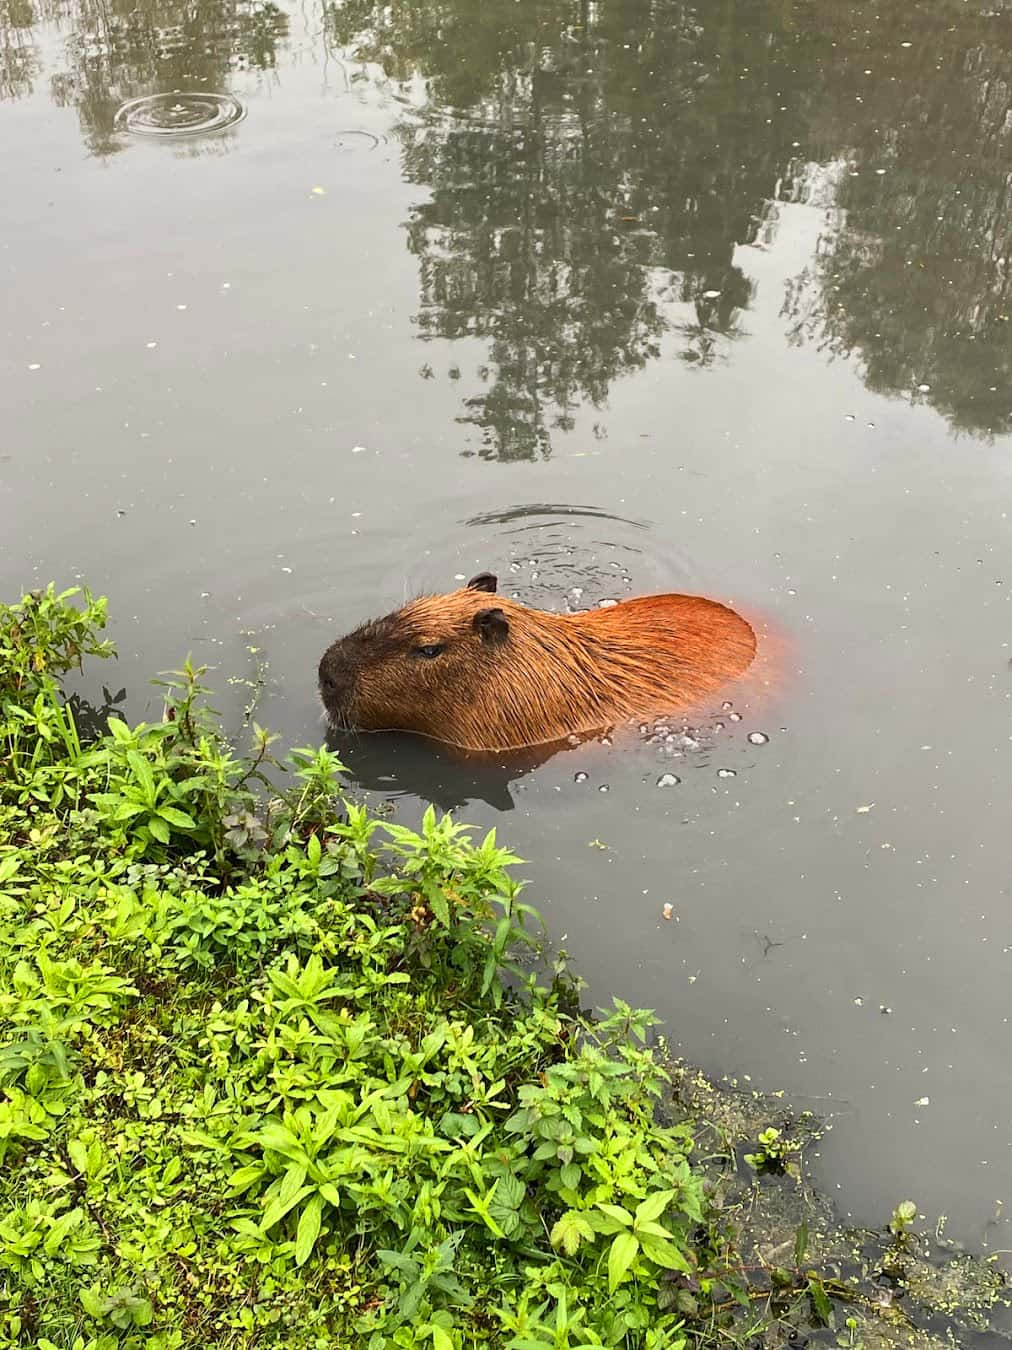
xmin=114 ymin=92 xmax=246 ymax=139
xmin=334 ymin=130 xmax=384 ymax=152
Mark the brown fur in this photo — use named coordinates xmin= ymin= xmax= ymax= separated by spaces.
xmin=319 ymin=574 xmax=758 ymax=752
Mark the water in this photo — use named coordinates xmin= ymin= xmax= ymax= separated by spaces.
xmin=3 ymin=0 xmax=1012 ymax=1258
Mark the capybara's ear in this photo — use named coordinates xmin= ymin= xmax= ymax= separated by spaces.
xmin=473 ymin=607 xmax=509 ymax=645
xmin=467 ymin=572 xmax=498 ymax=594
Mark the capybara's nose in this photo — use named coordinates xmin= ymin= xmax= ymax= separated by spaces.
xmin=318 ymin=651 xmax=354 ymax=706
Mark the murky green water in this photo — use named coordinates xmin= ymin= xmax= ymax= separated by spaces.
xmin=3 ymin=0 xmax=1012 ymax=1256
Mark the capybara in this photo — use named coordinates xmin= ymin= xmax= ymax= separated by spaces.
xmin=318 ymin=572 xmax=757 ymax=753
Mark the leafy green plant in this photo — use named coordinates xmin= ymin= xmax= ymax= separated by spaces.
xmin=744 ymin=1125 xmax=802 ymax=1178
xmin=888 ymin=1199 xmax=918 ymax=1241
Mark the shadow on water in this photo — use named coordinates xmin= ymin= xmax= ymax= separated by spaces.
xmin=326 ymin=729 xmax=556 ymax=813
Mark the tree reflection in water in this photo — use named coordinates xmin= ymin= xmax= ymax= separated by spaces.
xmin=3 ymin=0 xmax=1009 ymax=448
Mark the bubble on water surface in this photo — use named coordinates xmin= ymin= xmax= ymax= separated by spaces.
xmin=114 ymin=91 xmax=246 ymax=139
xmin=747 ymin=731 xmax=769 ymax=745
xmin=717 ymin=768 xmax=736 ymax=779
xmin=574 ymin=772 xmax=588 ymax=783
xmin=656 ymin=773 xmax=681 ymax=787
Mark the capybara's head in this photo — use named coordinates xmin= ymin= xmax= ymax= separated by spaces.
xmin=318 ymin=572 xmax=515 ymax=741
xmin=319 ymin=573 xmax=759 ymax=753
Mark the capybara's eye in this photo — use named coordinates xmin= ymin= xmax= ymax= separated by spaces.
xmin=414 ymin=643 xmax=447 ymax=659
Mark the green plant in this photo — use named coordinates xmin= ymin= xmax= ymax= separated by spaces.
xmin=744 ymin=1126 xmax=802 ymax=1178
xmin=888 ymin=1199 xmax=918 ymax=1241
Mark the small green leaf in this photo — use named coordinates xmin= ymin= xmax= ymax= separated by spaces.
xmin=794 ymin=1220 xmax=808 ymax=1267
xmin=127 ymin=750 xmax=157 ymax=803
xmin=638 ymin=1233 xmax=693 ymax=1274
xmin=147 ymin=814 xmax=170 ymax=844
xmin=427 ymin=885 xmax=450 ymax=928
xmin=808 ymin=1275 xmax=833 ymax=1327
xmin=80 ymin=1288 xmax=106 ymax=1317
xmin=295 ymin=1194 xmax=323 ymax=1266
xmin=68 ymin=1139 xmax=89 ymax=1176
xmin=227 ymin=1165 xmax=266 ymax=1194
xmin=550 ymin=1211 xmax=594 ymax=1257
xmin=157 ymin=805 xmax=196 ymax=829
xmin=608 ymin=1231 xmax=639 ymax=1292
xmin=595 ymin=1203 xmax=634 ymax=1232
xmin=261 ymin=1184 xmax=313 ymax=1232
xmin=635 ymin=1188 xmax=677 ymax=1226
xmin=559 ymin=1161 xmax=581 ymax=1190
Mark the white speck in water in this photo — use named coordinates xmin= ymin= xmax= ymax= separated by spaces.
xmin=176 ymin=304 xmax=188 ymax=311
xmin=662 ymin=903 xmax=674 ymax=920
xmin=917 ymin=383 xmax=931 ymax=392
xmin=845 ymin=413 xmax=856 ymax=421
xmin=28 ymin=363 xmax=41 ymax=370
xmin=598 ymin=784 xmax=610 ymax=793
xmin=748 ymin=731 xmax=769 ymax=745
xmin=717 ymin=768 xmax=736 ymax=779
xmin=900 ymin=40 xmax=912 ymax=47
xmin=281 ymin=567 xmax=292 ymax=574
xmin=914 ymin=1097 xmax=930 ymax=1107
xmin=729 ymin=711 xmax=742 ymax=723
xmin=856 ymin=803 xmax=874 ymax=813
xmin=574 ymin=772 xmax=588 ymax=783
xmin=656 ymin=773 xmax=681 ymax=788
xmin=854 ymin=997 xmax=864 ymax=1006
xmin=721 ymin=701 xmax=733 ymax=711
xmin=598 ymin=597 xmax=619 ymax=608
xmin=351 ymin=445 xmax=367 ymax=454
xmin=146 ymin=341 xmax=157 ymax=349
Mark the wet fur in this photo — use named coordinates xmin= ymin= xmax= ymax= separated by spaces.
xmin=319 ymin=577 xmax=757 ymax=753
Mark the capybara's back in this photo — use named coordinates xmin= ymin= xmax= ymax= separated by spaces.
xmin=318 ymin=573 xmax=757 ymax=752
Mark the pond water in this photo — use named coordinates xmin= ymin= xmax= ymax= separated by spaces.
xmin=3 ymin=0 xmax=1012 ymax=1260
